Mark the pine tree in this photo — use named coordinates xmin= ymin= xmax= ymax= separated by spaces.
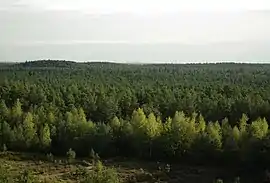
xmin=145 ymin=113 xmax=162 ymax=157
xmin=164 ymin=117 xmax=172 ymax=133
xmin=206 ymin=122 xmax=222 ymax=150
xmin=232 ymin=126 xmax=240 ymax=143
xmin=0 ymin=121 xmax=14 ymax=147
xmin=238 ymin=114 xmax=249 ymax=143
xmin=13 ymin=125 xmax=24 ymax=149
xmin=109 ymin=116 xmax=121 ymax=132
xmin=221 ymin=118 xmax=232 ymax=141
xmin=47 ymin=112 xmax=55 ymax=125
xmin=224 ymin=126 xmax=240 ymax=151
xmin=22 ymin=112 xmax=37 ymax=147
xmin=168 ymin=111 xmax=197 ymax=156
xmin=0 ymin=100 xmax=9 ymax=120
xmin=78 ymin=107 xmax=87 ymax=123
xmin=196 ymin=114 xmax=206 ymax=133
xmin=39 ymin=123 xmax=51 ymax=149
xmin=239 ymin=114 xmax=248 ymax=133
xmin=250 ymin=118 xmax=268 ymax=139
xmin=131 ymin=108 xmax=147 ymax=131
xmin=145 ymin=113 xmax=161 ymax=139
xmin=11 ymin=99 xmax=23 ymax=124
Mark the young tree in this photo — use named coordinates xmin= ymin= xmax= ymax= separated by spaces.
xmin=249 ymin=118 xmax=268 ymax=139
xmin=13 ymin=125 xmax=24 ymax=149
xmin=130 ymin=108 xmax=148 ymax=157
xmin=22 ymin=112 xmax=37 ymax=148
xmin=206 ymin=121 xmax=222 ymax=151
xmin=196 ymin=114 xmax=206 ymax=133
xmin=78 ymin=107 xmax=87 ymax=123
xmin=67 ymin=148 xmax=76 ymax=164
xmin=130 ymin=108 xmax=147 ymax=131
xmin=47 ymin=112 xmax=56 ymax=125
xmin=0 ymin=100 xmax=9 ymax=120
xmin=0 ymin=121 xmax=14 ymax=147
xmin=224 ymin=126 xmax=240 ymax=152
xmin=145 ymin=113 xmax=162 ymax=158
xmin=109 ymin=116 xmax=121 ymax=132
xmin=239 ymin=114 xmax=248 ymax=133
xmin=232 ymin=126 xmax=240 ymax=143
xmin=163 ymin=117 xmax=172 ymax=133
xmin=221 ymin=118 xmax=232 ymax=140
xmin=81 ymin=160 xmax=121 ymax=183
xmin=174 ymin=111 xmax=196 ymax=154
xmin=10 ymin=99 xmax=23 ymax=124
xmin=39 ymin=123 xmax=51 ymax=149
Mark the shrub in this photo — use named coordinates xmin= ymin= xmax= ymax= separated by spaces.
xmin=66 ymin=148 xmax=76 ymax=164
xmin=0 ymin=164 xmax=11 ymax=183
xmin=46 ymin=153 xmax=54 ymax=162
xmin=18 ymin=170 xmax=37 ymax=183
xmin=89 ymin=149 xmax=100 ymax=163
xmin=214 ymin=179 xmax=223 ymax=183
xmin=80 ymin=160 xmax=121 ymax=183
xmin=2 ymin=144 xmax=7 ymax=152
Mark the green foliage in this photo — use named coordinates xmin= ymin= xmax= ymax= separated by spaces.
xmin=46 ymin=153 xmax=54 ymax=162
xmin=89 ymin=149 xmax=100 ymax=162
xmin=0 ymin=121 xmax=14 ymax=148
xmin=1 ymin=61 xmax=270 ymax=165
xmin=66 ymin=148 xmax=76 ymax=164
xmin=206 ymin=122 xmax=222 ymax=150
xmin=249 ymin=118 xmax=268 ymax=139
xmin=39 ymin=124 xmax=51 ymax=149
xmin=2 ymin=144 xmax=7 ymax=152
xmin=22 ymin=112 xmax=37 ymax=148
xmin=18 ymin=170 xmax=36 ymax=183
xmin=80 ymin=160 xmax=121 ymax=183
xmin=0 ymin=100 xmax=9 ymax=120
xmin=109 ymin=117 xmax=121 ymax=132
xmin=0 ymin=164 xmax=11 ymax=183
xmin=11 ymin=99 xmax=23 ymax=123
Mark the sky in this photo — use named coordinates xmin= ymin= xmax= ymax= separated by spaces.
xmin=1 ymin=0 xmax=270 ymax=62
xmin=1 ymin=0 xmax=270 ymax=12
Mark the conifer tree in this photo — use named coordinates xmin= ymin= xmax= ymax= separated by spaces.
xmin=11 ymin=99 xmax=23 ymax=124
xmin=0 ymin=100 xmax=9 ymax=120
xmin=109 ymin=116 xmax=121 ymax=132
xmin=206 ymin=122 xmax=222 ymax=150
xmin=145 ymin=113 xmax=162 ymax=157
xmin=0 ymin=121 xmax=14 ymax=147
xmin=196 ymin=114 xmax=206 ymax=133
xmin=78 ymin=107 xmax=87 ymax=123
xmin=250 ymin=118 xmax=268 ymax=139
xmin=39 ymin=123 xmax=51 ymax=149
xmin=22 ymin=112 xmax=37 ymax=147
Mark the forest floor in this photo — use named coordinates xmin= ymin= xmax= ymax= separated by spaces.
xmin=0 ymin=152 xmax=263 ymax=183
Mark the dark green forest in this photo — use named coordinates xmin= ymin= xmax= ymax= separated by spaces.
xmin=1 ymin=60 xmax=270 ymax=168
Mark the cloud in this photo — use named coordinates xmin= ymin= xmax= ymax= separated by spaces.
xmin=1 ymin=10 xmax=269 ymax=45
xmin=1 ymin=0 xmax=270 ymax=13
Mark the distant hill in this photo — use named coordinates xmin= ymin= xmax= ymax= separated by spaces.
xmin=10 ymin=60 xmax=129 ymax=70
xmin=15 ymin=60 xmax=79 ymax=68
xmin=1 ymin=60 xmax=269 ymax=71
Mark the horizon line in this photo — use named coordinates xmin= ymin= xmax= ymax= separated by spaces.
xmin=1 ymin=59 xmax=270 ymax=65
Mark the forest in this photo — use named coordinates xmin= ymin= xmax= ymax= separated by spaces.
xmin=1 ymin=60 xmax=270 ymax=182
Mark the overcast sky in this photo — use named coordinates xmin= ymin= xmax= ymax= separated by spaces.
xmin=1 ymin=0 xmax=270 ymax=62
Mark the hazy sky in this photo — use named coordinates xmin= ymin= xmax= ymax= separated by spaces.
xmin=1 ymin=0 xmax=270 ymax=12
xmin=1 ymin=0 xmax=270 ymax=62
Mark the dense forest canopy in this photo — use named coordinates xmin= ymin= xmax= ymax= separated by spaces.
xmin=1 ymin=60 xmax=270 ymax=167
